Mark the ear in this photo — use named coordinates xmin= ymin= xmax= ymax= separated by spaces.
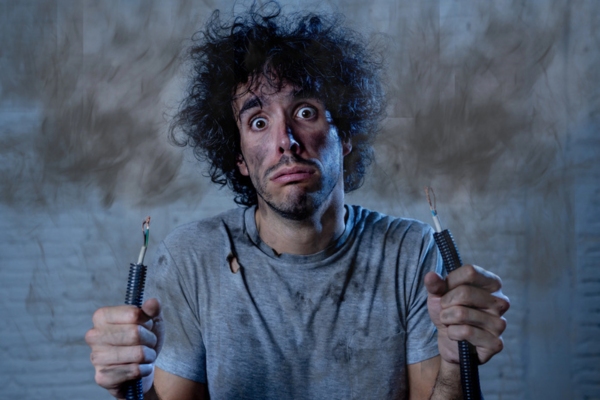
xmin=237 ymin=154 xmax=249 ymax=176
xmin=342 ymin=137 xmax=352 ymax=157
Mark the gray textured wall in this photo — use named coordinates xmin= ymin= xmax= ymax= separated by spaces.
xmin=1 ymin=1 xmax=598 ymax=399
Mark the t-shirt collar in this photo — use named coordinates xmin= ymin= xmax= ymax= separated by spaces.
xmin=243 ymin=204 xmax=355 ymax=263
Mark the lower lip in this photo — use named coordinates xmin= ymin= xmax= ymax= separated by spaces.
xmin=272 ymin=172 xmax=314 ymax=184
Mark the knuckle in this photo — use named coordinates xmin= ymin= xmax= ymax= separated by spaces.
xmin=127 ymin=364 xmax=142 ymax=380
xmin=497 ymin=317 xmax=507 ymax=334
xmin=478 ymin=349 xmax=493 ymax=365
xmin=90 ymin=350 xmax=101 ymax=365
xmin=85 ymin=328 xmax=97 ymax=345
xmin=95 ymin=369 xmax=110 ymax=388
xmin=114 ymin=347 xmax=124 ymax=364
xmin=456 ymin=307 xmax=469 ymax=322
xmin=463 ymin=265 xmax=477 ymax=281
xmin=455 ymin=286 xmax=470 ymax=304
xmin=92 ymin=308 xmax=106 ymax=326
xmin=128 ymin=325 xmax=142 ymax=343
xmin=479 ymin=338 xmax=504 ymax=365
xmin=124 ymin=307 xmax=140 ymax=323
xmin=134 ymin=346 xmax=146 ymax=363
xmin=439 ymin=309 xmax=450 ymax=323
xmin=128 ymin=307 xmax=142 ymax=322
xmin=496 ymin=337 xmax=504 ymax=352
xmin=490 ymin=276 xmax=502 ymax=293
xmin=448 ymin=324 xmax=474 ymax=341
xmin=460 ymin=325 xmax=475 ymax=339
xmin=494 ymin=274 xmax=503 ymax=290
xmin=502 ymin=296 xmax=511 ymax=311
xmin=95 ymin=365 xmax=140 ymax=391
xmin=496 ymin=297 xmax=510 ymax=314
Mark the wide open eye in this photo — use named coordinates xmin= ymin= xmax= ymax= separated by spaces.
xmin=296 ymin=106 xmax=317 ymax=120
xmin=250 ymin=117 xmax=268 ymax=131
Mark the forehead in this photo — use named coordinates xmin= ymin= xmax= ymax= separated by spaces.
xmin=232 ymin=79 xmax=321 ymax=119
xmin=234 ymin=82 xmax=295 ymax=106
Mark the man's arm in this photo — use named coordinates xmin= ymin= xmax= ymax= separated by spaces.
xmin=144 ymin=368 xmax=208 ymax=400
xmin=408 ymin=264 xmax=510 ymax=399
xmin=408 ymin=355 xmax=465 ymax=400
xmin=407 ymin=356 xmax=441 ymax=400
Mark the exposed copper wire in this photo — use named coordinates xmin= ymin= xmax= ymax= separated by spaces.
xmin=424 ymin=187 xmax=443 ymax=232
xmin=138 ymin=216 xmax=151 ymax=264
xmin=425 ymin=187 xmax=437 ymax=213
xmin=142 ymin=216 xmax=151 ymax=247
xmin=142 ymin=216 xmax=151 ymax=232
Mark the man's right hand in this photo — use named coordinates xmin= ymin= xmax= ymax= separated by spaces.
xmin=85 ymin=298 xmax=164 ymax=399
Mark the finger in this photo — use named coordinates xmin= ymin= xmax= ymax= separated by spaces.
xmin=86 ymin=324 xmax=158 ymax=348
xmin=439 ymin=306 xmax=507 ymax=337
xmin=92 ymin=305 xmax=155 ymax=327
xmin=95 ymin=363 xmax=154 ymax=390
xmin=441 ymin=285 xmax=510 ymax=316
xmin=446 ymin=264 xmax=502 ymax=293
xmin=147 ymin=306 xmax=165 ymax=356
xmin=424 ymin=271 xmax=448 ymax=297
xmin=446 ymin=325 xmax=504 ymax=364
xmin=91 ymin=345 xmax=157 ymax=366
xmin=491 ymin=290 xmax=510 ymax=316
xmin=141 ymin=298 xmax=164 ymax=334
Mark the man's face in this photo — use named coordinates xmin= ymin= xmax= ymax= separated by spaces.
xmin=233 ymin=81 xmax=352 ymax=220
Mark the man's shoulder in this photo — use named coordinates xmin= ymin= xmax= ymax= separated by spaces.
xmin=348 ymin=204 xmax=434 ymax=237
xmin=162 ymin=207 xmax=247 ymax=246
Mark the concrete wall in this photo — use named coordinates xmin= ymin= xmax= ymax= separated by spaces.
xmin=0 ymin=0 xmax=598 ymax=398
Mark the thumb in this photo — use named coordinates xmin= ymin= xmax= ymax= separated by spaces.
xmin=424 ymin=271 xmax=447 ymax=297
xmin=139 ymin=298 xmax=162 ymax=332
xmin=141 ymin=298 xmax=161 ymax=319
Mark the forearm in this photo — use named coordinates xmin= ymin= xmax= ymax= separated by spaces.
xmin=429 ymin=360 xmax=463 ymax=400
xmin=144 ymin=385 xmax=160 ymax=400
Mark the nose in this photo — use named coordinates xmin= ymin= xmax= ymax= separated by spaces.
xmin=277 ymin=123 xmax=300 ymax=155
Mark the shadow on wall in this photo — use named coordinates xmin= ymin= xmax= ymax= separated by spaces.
xmin=368 ymin=1 xmax=573 ymax=204
xmin=0 ymin=1 xmax=208 ymax=211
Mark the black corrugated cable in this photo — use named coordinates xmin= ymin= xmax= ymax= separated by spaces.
xmin=425 ymin=188 xmax=483 ymax=400
xmin=124 ymin=217 xmax=150 ymax=400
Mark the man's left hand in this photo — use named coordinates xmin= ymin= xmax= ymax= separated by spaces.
xmin=425 ymin=265 xmax=510 ymax=365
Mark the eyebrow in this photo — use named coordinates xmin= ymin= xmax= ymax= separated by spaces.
xmin=237 ymin=96 xmax=263 ymax=120
xmin=236 ymin=88 xmax=316 ymax=120
xmin=291 ymin=88 xmax=323 ymax=106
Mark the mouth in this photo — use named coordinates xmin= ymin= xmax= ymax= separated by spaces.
xmin=270 ymin=165 xmax=316 ymax=184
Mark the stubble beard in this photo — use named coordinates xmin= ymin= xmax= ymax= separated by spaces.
xmin=252 ymin=157 xmax=340 ymax=221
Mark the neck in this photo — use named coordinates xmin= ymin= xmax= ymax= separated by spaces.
xmin=254 ymin=191 xmax=346 ymax=256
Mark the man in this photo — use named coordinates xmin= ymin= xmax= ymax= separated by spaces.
xmin=86 ymin=5 xmax=509 ymax=399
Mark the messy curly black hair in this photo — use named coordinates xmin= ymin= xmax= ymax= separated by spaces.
xmin=170 ymin=2 xmax=385 ymax=206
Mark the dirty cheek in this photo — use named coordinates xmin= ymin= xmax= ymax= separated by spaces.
xmin=303 ymin=123 xmax=335 ymax=152
xmin=246 ymin=140 xmax=269 ymax=173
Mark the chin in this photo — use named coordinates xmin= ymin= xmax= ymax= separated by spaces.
xmin=257 ymin=174 xmax=339 ymax=220
xmin=266 ymin=191 xmax=321 ymax=221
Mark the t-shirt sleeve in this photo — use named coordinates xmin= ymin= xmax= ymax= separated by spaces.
xmin=145 ymin=240 xmax=207 ymax=383
xmin=404 ymin=225 xmax=444 ymax=365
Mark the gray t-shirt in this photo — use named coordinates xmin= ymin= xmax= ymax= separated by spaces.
xmin=147 ymin=205 xmax=442 ymax=399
